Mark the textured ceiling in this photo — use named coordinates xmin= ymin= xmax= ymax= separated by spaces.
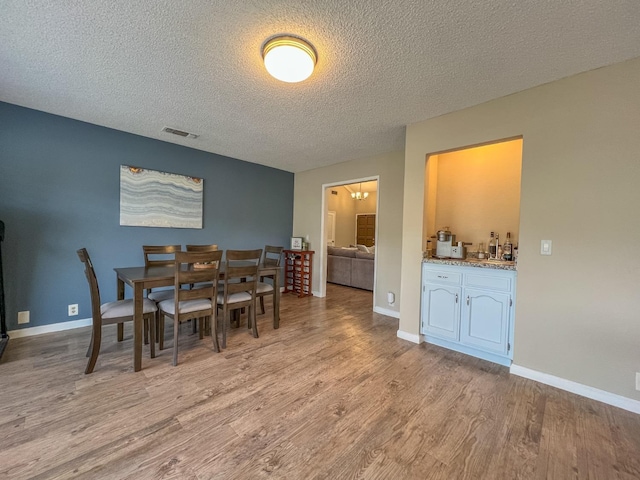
xmin=2 ymin=1 xmax=640 ymax=173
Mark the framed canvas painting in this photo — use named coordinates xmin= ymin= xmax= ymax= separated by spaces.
xmin=119 ymin=165 xmax=203 ymax=229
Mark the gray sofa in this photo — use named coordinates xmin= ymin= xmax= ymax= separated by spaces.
xmin=327 ymin=246 xmax=374 ymax=291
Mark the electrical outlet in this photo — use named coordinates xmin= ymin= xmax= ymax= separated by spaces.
xmin=68 ymin=304 xmax=79 ymax=316
xmin=636 ymin=372 xmax=640 ymax=391
xmin=18 ymin=311 xmax=30 ymax=324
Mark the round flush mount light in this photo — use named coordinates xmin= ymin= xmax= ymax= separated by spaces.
xmin=262 ymin=35 xmax=317 ymax=83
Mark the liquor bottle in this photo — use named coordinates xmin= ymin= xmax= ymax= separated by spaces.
xmin=488 ymin=232 xmax=496 ymax=259
xmin=503 ymin=232 xmax=513 ymax=261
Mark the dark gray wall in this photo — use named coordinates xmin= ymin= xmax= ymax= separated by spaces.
xmin=0 ymin=102 xmax=294 ymax=330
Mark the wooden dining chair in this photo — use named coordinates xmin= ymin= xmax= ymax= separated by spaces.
xmin=143 ymin=244 xmax=182 ymax=302
xmin=77 ymin=248 xmax=158 ymax=374
xmin=185 ymin=244 xmax=219 ymax=335
xmin=256 ymin=245 xmax=283 ymax=317
xmin=142 ymin=244 xmax=181 ymax=344
xmin=157 ymin=250 xmax=223 ymax=366
xmin=217 ymin=249 xmax=262 ymax=349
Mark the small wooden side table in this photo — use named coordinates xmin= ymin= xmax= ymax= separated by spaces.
xmin=283 ymin=250 xmax=314 ymax=297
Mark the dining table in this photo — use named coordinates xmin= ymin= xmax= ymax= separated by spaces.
xmin=114 ymin=263 xmax=281 ymax=372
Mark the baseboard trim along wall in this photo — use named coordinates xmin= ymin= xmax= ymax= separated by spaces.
xmin=510 ymin=364 xmax=640 ymax=415
xmin=396 ymin=330 xmax=422 ymax=344
xmin=374 ymin=306 xmax=400 ymax=319
xmin=8 ymin=318 xmax=92 ymax=339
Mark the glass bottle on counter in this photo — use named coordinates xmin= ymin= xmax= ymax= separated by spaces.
xmin=503 ymin=232 xmax=513 ymax=261
xmin=488 ymin=232 xmax=496 ymax=259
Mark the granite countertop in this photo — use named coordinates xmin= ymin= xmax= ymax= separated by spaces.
xmin=422 ymin=255 xmax=517 ymax=271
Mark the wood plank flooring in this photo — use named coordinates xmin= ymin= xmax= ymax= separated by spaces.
xmin=1 ymin=284 xmax=639 ymax=479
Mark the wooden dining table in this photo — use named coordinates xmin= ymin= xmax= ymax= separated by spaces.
xmin=114 ymin=263 xmax=281 ymax=372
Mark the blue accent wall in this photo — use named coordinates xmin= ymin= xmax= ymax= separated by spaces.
xmin=0 ymin=102 xmax=294 ymax=330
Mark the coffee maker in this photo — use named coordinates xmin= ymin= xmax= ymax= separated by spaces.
xmin=436 ymin=228 xmax=467 ymax=259
xmin=436 ymin=228 xmax=455 ymax=258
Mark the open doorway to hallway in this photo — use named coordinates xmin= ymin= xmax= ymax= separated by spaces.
xmin=321 ymin=179 xmax=379 ymax=302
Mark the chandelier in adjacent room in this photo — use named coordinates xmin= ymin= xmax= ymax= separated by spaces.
xmin=351 ymin=183 xmax=369 ymax=200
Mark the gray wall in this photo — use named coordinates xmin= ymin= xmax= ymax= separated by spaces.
xmin=0 ymin=102 xmax=294 ymax=330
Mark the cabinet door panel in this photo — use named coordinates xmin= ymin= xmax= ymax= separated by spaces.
xmin=421 ymin=284 xmax=461 ymax=340
xmin=460 ymin=288 xmax=510 ymax=354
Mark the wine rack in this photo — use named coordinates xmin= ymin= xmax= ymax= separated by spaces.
xmin=283 ymin=250 xmax=314 ymax=297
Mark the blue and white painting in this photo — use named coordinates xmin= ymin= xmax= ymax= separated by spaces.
xmin=119 ymin=165 xmax=203 ymax=229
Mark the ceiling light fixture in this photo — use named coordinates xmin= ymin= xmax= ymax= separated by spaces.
xmin=351 ymin=183 xmax=369 ymax=200
xmin=262 ymin=35 xmax=317 ymax=83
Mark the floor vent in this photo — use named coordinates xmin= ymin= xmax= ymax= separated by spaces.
xmin=162 ymin=127 xmax=199 ymax=139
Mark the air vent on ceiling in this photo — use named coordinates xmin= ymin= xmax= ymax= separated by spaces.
xmin=162 ymin=126 xmax=199 ymax=139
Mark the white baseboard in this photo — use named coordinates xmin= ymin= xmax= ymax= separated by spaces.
xmin=396 ymin=330 xmax=422 ymax=344
xmin=510 ymin=364 xmax=640 ymax=415
xmin=8 ymin=318 xmax=92 ymax=339
xmin=373 ymin=306 xmax=400 ymax=319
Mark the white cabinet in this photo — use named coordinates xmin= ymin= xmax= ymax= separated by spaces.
xmin=421 ymin=263 xmax=516 ymax=366
xmin=422 ymin=284 xmax=461 ymax=340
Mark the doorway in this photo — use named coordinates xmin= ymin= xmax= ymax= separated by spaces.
xmin=319 ymin=177 xmax=379 ymax=301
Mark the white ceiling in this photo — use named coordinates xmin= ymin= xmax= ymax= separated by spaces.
xmin=2 ymin=1 xmax=640 ymax=173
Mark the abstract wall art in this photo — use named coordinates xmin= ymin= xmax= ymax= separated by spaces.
xmin=119 ymin=165 xmax=203 ymax=229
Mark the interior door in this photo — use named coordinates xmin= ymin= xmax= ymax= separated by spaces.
xmin=356 ymin=214 xmax=375 ymax=247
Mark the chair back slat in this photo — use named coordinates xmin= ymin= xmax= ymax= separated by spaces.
xmin=143 ymin=245 xmax=181 ymax=267
xmin=185 ymin=244 xmax=218 ymax=252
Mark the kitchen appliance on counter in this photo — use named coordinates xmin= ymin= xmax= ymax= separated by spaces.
xmin=451 ymin=242 xmax=467 ymax=259
xmin=435 ymin=228 xmax=470 ymax=259
xmin=435 ymin=228 xmax=455 ymax=258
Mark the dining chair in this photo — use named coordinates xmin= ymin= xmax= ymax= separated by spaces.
xmin=185 ymin=244 xmax=219 ymax=335
xmin=77 ymin=248 xmax=158 ymax=374
xmin=157 ymin=249 xmax=223 ymax=366
xmin=142 ymin=244 xmax=181 ymax=344
xmin=143 ymin=244 xmax=182 ymax=302
xmin=256 ymin=245 xmax=283 ymax=317
xmin=217 ymin=249 xmax=262 ymax=349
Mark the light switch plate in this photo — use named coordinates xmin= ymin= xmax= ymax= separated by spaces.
xmin=541 ymin=240 xmax=552 ymax=255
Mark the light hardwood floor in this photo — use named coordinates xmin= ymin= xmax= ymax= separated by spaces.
xmin=1 ymin=284 xmax=639 ymax=479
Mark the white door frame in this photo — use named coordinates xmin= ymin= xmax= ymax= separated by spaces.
xmin=327 ymin=211 xmax=336 ymax=246
xmin=319 ymin=176 xmax=380 ymax=301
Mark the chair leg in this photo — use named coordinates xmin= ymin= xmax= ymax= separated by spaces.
xmin=250 ymin=305 xmax=259 ymax=339
xmin=198 ymin=318 xmax=204 ymax=340
xmin=144 ymin=318 xmax=149 ymax=345
xmin=117 ymin=323 xmax=124 ymax=342
xmin=85 ymin=323 xmax=102 ymax=374
xmin=259 ymin=295 xmax=265 ymax=315
xmin=211 ymin=313 xmax=220 ymax=353
xmin=172 ymin=317 xmax=179 ymax=367
xmin=148 ymin=314 xmax=156 ymax=359
xmin=86 ymin=332 xmax=93 ymax=358
xmin=222 ymin=306 xmax=228 ymax=349
xmin=158 ymin=313 xmax=165 ymax=351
